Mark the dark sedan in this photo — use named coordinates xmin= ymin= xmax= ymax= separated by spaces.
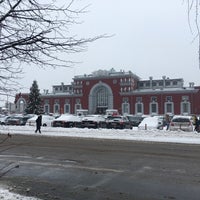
xmin=106 ymin=116 xmax=132 ymax=129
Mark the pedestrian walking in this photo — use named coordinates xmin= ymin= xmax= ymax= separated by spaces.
xmin=194 ymin=115 xmax=200 ymax=132
xmin=165 ymin=114 xmax=170 ymax=130
xmin=35 ymin=115 xmax=42 ymax=133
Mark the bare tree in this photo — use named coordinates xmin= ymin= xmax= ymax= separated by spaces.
xmin=184 ymin=0 xmax=200 ymax=68
xmin=0 ymin=0 xmax=105 ymax=96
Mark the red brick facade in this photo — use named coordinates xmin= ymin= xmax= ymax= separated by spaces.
xmin=15 ymin=69 xmax=200 ymax=116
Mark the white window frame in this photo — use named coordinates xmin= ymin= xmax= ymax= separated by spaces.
xmin=54 ymin=103 xmax=60 ymax=114
xmin=75 ymin=104 xmax=82 ymax=114
xmin=181 ymin=101 xmax=191 ymax=115
xmin=135 ymin=102 xmax=144 ymax=115
xmin=122 ymin=102 xmax=130 ymax=115
xmin=149 ymin=102 xmax=158 ymax=115
xmin=164 ymin=102 xmax=174 ymax=115
xmin=64 ymin=103 xmax=71 ymax=114
xmin=44 ymin=104 xmax=50 ymax=114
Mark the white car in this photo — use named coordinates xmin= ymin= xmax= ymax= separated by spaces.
xmin=26 ymin=115 xmax=55 ymax=127
xmin=52 ymin=114 xmax=82 ymax=128
xmin=0 ymin=115 xmax=11 ymax=125
xmin=138 ymin=116 xmax=164 ymax=130
xmin=169 ymin=115 xmax=193 ymax=132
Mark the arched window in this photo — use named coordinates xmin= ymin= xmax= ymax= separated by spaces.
xmin=96 ymin=87 xmax=108 ymax=107
xmin=19 ymin=100 xmax=25 ymax=113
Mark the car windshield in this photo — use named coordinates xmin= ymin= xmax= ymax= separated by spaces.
xmin=108 ymin=116 xmax=122 ymax=120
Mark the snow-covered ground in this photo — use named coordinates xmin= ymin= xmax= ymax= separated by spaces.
xmin=1 ymin=125 xmax=200 ymax=199
xmin=0 ymin=185 xmax=40 ymax=200
xmin=1 ymin=125 xmax=200 ymax=144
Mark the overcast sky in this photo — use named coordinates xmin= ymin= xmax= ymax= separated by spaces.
xmin=18 ymin=0 xmax=199 ymax=95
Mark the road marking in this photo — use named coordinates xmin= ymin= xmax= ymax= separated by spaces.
xmin=0 ymin=155 xmax=31 ymax=159
xmin=18 ymin=160 xmax=124 ymax=173
xmin=0 ymin=155 xmax=124 ymax=173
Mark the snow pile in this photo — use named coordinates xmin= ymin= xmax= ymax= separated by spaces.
xmin=0 ymin=125 xmax=200 ymax=144
xmin=0 ymin=186 xmax=41 ymax=200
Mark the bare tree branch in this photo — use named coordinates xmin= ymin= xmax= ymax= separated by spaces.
xmin=0 ymin=0 xmax=107 ymax=95
xmin=185 ymin=0 xmax=200 ymax=68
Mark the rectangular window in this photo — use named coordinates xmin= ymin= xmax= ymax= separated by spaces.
xmin=135 ymin=102 xmax=143 ymax=115
xmin=123 ymin=97 xmax=129 ymax=103
xmin=137 ymin=103 xmax=142 ymax=113
xmin=44 ymin=99 xmax=49 ymax=104
xmin=166 ymin=103 xmax=172 ymax=113
xmin=76 ymin=99 xmax=80 ymax=104
xmin=65 ymin=99 xmax=70 ymax=104
xmin=166 ymin=96 xmax=172 ymax=102
xmin=146 ymin=82 xmax=150 ymax=87
xmin=182 ymin=96 xmax=189 ymax=101
xmin=54 ymin=104 xmax=60 ymax=113
xmin=166 ymin=81 xmax=170 ymax=86
xmin=151 ymin=103 xmax=157 ymax=113
xmin=164 ymin=102 xmax=174 ymax=114
xmin=64 ymin=104 xmax=70 ymax=113
xmin=150 ymin=102 xmax=158 ymax=115
xmin=181 ymin=102 xmax=191 ymax=115
xmin=75 ymin=104 xmax=81 ymax=113
xmin=159 ymin=81 xmax=163 ymax=86
xmin=136 ymin=97 xmax=142 ymax=102
xmin=44 ymin=105 xmax=49 ymax=114
xmin=55 ymin=99 xmax=59 ymax=104
xmin=139 ymin=82 xmax=144 ymax=87
xmin=182 ymin=102 xmax=189 ymax=113
xmin=152 ymin=81 xmax=156 ymax=87
xmin=151 ymin=96 xmax=157 ymax=102
xmin=122 ymin=103 xmax=130 ymax=114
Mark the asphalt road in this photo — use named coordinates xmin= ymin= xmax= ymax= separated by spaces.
xmin=0 ymin=133 xmax=200 ymax=200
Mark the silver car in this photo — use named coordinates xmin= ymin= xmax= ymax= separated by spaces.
xmin=169 ymin=115 xmax=193 ymax=132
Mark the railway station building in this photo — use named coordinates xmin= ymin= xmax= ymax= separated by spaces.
xmin=15 ymin=68 xmax=200 ymax=116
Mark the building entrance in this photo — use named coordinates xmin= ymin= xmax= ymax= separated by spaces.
xmin=89 ymin=83 xmax=113 ymax=114
xmin=96 ymin=107 xmax=108 ymax=114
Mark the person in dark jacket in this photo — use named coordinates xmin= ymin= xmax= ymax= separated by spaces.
xmin=194 ymin=115 xmax=200 ymax=132
xmin=165 ymin=114 xmax=170 ymax=130
xmin=35 ymin=115 xmax=42 ymax=133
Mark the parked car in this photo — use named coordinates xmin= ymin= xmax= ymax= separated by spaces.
xmin=138 ymin=116 xmax=164 ymax=130
xmin=105 ymin=109 xmax=119 ymax=116
xmin=52 ymin=114 xmax=82 ymax=128
xmin=26 ymin=115 xmax=55 ymax=127
xmin=0 ymin=115 xmax=11 ymax=125
xmin=106 ymin=115 xmax=132 ymax=129
xmin=169 ymin=115 xmax=193 ymax=132
xmin=126 ymin=115 xmax=144 ymax=127
xmin=6 ymin=116 xmax=25 ymax=126
xmin=81 ymin=115 xmax=106 ymax=128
